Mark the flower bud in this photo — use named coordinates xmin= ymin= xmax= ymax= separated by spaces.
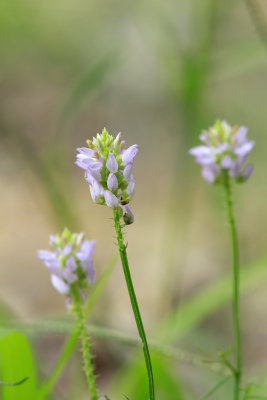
xmin=106 ymin=153 xmax=118 ymax=173
xmin=107 ymin=173 xmax=118 ymax=191
xmin=113 ymin=132 xmax=121 ymax=152
xmin=122 ymin=205 xmax=134 ymax=225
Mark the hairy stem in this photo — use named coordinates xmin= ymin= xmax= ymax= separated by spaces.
xmin=224 ymin=175 xmax=241 ymax=400
xmin=113 ymin=207 xmax=155 ymax=400
xmin=73 ymin=290 xmax=98 ymax=400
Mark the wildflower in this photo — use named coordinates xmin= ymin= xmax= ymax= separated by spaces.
xmin=189 ymin=120 xmax=254 ymax=184
xmin=38 ymin=228 xmax=95 ymax=301
xmin=76 ymin=128 xmax=138 ymax=224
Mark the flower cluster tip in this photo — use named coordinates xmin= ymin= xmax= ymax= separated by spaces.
xmin=38 ymin=228 xmax=95 ymax=306
xmin=76 ymin=128 xmax=137 ymax=224
xmin=189 ymin=120 xmax=254 ymax=184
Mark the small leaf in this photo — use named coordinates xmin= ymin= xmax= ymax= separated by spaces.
xmin=0 ymin=377 xmax=28 ymax=386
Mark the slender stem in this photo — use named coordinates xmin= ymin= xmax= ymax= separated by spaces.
xmin=73 ymin=290 xmax=98 ymax=400
xmin=224 ymin=175 xmax=241 ymax=400
xmin=113 ymin=207 xmax=155 ymax=400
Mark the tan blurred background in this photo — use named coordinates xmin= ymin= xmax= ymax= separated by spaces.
xmin=1 ymin=0 xmax=267 ymax=398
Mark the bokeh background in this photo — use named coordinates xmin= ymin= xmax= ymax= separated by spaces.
xmin=1 ymin=0 xmax=267 ymax=398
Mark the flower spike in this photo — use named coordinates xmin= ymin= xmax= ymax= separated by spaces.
xmin=189 ymin=120 xmax=254 ymax=184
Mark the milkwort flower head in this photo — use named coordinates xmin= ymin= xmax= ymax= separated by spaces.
xmin=76 ymin=128 xmax=137 ymax=224
xmin=38 ymin=228 xmax=95 ymax=304
xmin=189 ymin=120 xmax=255 ymax=184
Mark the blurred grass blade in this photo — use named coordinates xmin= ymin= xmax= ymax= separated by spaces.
xmin=244 ymin=0 xmax=267 ymax=53
xmin=37 ymin=251 xmax=117 ymax=400
xmin=84 ymin=251 xmax=118 ymax=316
xmin=199 ymin=376 xmax=231 ymax=400
xmin=4 ymin=319 xmax=226 ymax=371
xmin=0 ymin=332 xmax=37 ymax=400
xmin=0 ymin=377 xmax=29 ymax=386
xmin=58 ymin=51 xmax=120 ymax=126
xmin=156 ymin=256 xmax=267 ymax=342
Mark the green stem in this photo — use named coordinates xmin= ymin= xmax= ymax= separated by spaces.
xmin=113 ymin=207 xmax=155 ymax=400
xmin=73 ymin=290 xmax=98 ymax=400
xmin=224 ymin=175 xmax=241 ymax=400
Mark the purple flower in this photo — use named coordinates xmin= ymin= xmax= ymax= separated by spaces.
xmin=75 ymin=147 xmax=102 ymax=180
xmin=38 ymin=229 xmax=96 ymax=299
xmin=76 ymin=129 xmax=138 ymax=221
xmin=189 ymin=120 xmax=254 ymax=184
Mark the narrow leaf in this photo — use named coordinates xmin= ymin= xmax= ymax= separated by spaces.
xmin=199 ymin=376 xmax=231 ymax=400
xmin=0 ymin=377 xmax=28 ymax=386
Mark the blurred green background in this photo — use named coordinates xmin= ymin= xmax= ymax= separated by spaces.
xmin=1 ymin=0 xmax=267 ymax=398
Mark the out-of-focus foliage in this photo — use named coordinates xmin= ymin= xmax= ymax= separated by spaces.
xmin=0 ymin=332 xmax=37 ymax=400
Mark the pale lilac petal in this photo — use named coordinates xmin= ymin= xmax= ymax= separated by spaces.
xmin=107 ymin=173 xmax=118 ymax=191
xmin=85 ymin=172 xmax=94 ymax=185
xmin=189 ymin=145 xmax=211 ymax=157
xmin=61 ymin=256 xmax=77 ymax=284
xmin=123 ymin=163 xmax=133 ymax=180
xmin=221 ymin=155 xmax=232 ymax=168
xmin=126 ymin=181 xmax=136 ymax=199
xmin=106 ymin=153 xmax=118 ymax=173
xmin=38 ymin=250 xmax=60 ymax=269
xmin=104 ymin=190 xmax=119 ymax=207
xmin=76 ymin=147 xmax=94 ymax=157
xmin=51 ymin=274 xmax=70 ymax=295
xmin=87 ymin=268 xmax=95 ymax=284
xmin=61 ymin=243 xmax=72 ymax=256
xmin=229 ymin=161 xmax=241 ymax=178
xmin=234 ymin=126 xmax=248 ymax=145
xmin=38 ymin=249 xmax=56 ymax=261
xmin=216 ymin=143 xmax=228 ymax=153
xmin=195 ymin=155 xmax=215 ymax=165
xmin=65 ymin=256 xmax=76 ymax=271
xmin=75 ymin=158 xmax=89 ymax=170
xmin=201 ymin=164 xmax=220 ymax=184
xmin=77 ymin=240 xmax=96 ymax=262
xmin=234 ymin=141 xmax=255 ymax=157
xmin=88 ymin=178 xmax=104 ymax=203
xmin=242 ymin=164 xmax=253 ymax=180
xmin=49 ymin=235 xmax=58 ymax=245
xmin=122 ymin=145 xmax=138 ymax=165
xmin=199 ymin=131 xmax=208 ymax=142
xmin=81 ymin=258 xmax=94 ymax=272
xmin=189 ymin=146 xmax=215 ymax=165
